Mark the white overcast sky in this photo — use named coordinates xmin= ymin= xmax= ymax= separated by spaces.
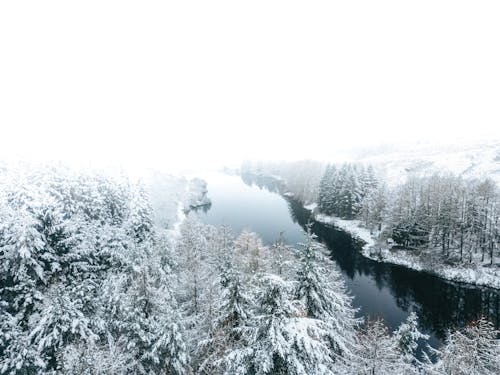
xmin=1 ymin=1 xmax=499 ymax=170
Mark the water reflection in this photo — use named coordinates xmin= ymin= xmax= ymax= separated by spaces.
xmin=241 ymin=172 xmax=500 ymax=342
xmin=240 ymin=173 xmax=286 ymax=194
xmin=188 ymin=201 xmax=212 ymax=214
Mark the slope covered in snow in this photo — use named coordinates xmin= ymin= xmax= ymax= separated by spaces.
xmin=348 ymin=138 xmax=500 ymax=187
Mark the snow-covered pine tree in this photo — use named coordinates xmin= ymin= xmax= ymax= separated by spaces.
xmin=28 ymin=282 xmax=98 ymax=371
xmin=127 ymin=182 xmax=154 ymax=244
xmin=393 ymin=312 xmax=429 ymax=369
xmin=61 ymin=333 xmax=135 ymax=375
xmin=0 ymin=304 xmax=41 ymax=374
xmin=294 ymin=223 xmax=359 ymax=359
xmin=335 ymin=164 xmax=356 ymax=219
xmin=224 ymin=274 xmax=333 ymax=375
xmin=102 ymin=247 xmax=190 ymax=375
xmin=318 ymin=164 xmax=335 ymax=215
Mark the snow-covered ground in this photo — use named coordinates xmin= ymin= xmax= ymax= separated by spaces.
xmin=347 ymin=137 xmax=500 ymax=187
xmin=313 ymin=211 xmax=500 ymax=290
xmin=304 ymin=202 xmax=318 ymax=211
xmin=315 ymin=214 xmax=375 ymax=252
xmin=145 ymin=171 xmax=210 ymax=234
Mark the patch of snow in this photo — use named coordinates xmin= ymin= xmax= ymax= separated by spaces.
xmin=313 ymin=212 xmax=500 ymax=290
xmin=315 ymin=214 xmax=375 ymax=252
xmin=304 ymin=203 xmax=317 ymax=211
xmin=377 ymin=250 xmax=500 ymax=289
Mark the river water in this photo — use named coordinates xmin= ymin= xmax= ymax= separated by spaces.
xmin=195 ymin=172 xmax=500 ymax=353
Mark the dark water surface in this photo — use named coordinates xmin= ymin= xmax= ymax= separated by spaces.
xmin=196 ymin=172 xmax=500 ymax=353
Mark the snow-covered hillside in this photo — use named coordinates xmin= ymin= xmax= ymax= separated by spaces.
xmin=349 ymin=138 xmax=500 ymax=186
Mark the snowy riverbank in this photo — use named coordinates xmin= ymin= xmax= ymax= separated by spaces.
xmin=145 ymin=172 xmax=211 ymax=241
xmin=312 ymin=211 xmax=500 ymax=290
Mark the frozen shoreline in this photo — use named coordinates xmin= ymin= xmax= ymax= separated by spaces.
xmin=311 ymin=211 xmax=500 ymax=290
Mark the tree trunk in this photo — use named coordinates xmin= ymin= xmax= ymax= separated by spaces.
xmin=459 ymin=229 xmax=464 ymax=262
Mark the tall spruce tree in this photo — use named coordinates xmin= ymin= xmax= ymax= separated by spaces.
xmin=224 ymin=274 xmax=333 ymax=375
xmin=295 ymin=224 xmax=359 ymax=358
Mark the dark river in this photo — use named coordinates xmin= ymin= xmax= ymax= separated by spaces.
xmin=195 ymin=172 xmax=500 ymax=354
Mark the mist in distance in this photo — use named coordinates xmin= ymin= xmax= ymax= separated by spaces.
xmin=1 ymin=2 xmax=499 ymax=171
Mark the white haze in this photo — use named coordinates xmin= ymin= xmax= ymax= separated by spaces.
xmin=1 ymin=1 xmax=499 ymax=171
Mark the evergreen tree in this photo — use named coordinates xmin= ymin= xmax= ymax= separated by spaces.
xmin=127 ymin=182 xmax=154 ymax=244
xmin=103 ymin=249 xmax=190 ymax=375
xmin=393 ymin=312 xmax=428 ymax=369
xmin=224 ymin=275 xmax=333 ymax=375
xmin=61 ymin=334 xmax=134 ymax=375
xmin=28 ymin=283 xmax=98 ymax=371
xmin=295 ymin=224 xmax=359 ymax=358
xmin=318 ymin=164 xmax=336 ymax=215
